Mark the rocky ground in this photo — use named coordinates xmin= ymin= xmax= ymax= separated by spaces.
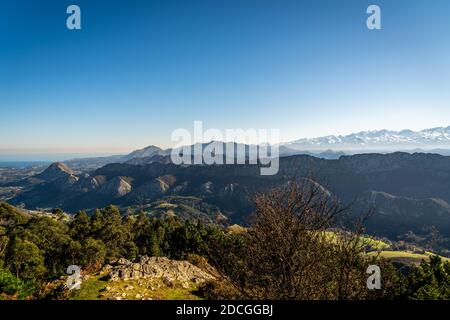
xmin=67 ymin=255 xmax=216 ymax=300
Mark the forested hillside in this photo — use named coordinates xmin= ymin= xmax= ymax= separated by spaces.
xmin=1 ymin=182 xmax=449 ymax=300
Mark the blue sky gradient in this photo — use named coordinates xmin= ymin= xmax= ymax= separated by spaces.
xmin=1 ymin=0 xmax=450 ymax=159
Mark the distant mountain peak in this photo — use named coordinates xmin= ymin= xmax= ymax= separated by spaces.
xmin=48 ymin=162 xmax=74 ymax=173
xmin=35 ymin=162 xmax=75 ymax=182
xmin=133 ymin=145 xmax=162 ymax=152
xmin=124 ymin=145 xmax=169 ymax=161
xmin=285 ymin=126 xmax=450 ymax=151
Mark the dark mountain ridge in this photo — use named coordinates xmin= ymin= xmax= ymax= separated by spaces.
xmin=9 ymin=152 xmax=450 ymax=241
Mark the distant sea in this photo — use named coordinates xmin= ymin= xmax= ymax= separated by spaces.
xmin=0 ymin=161 xmax=50 ymax=168
xmin=0 ymin=153 xmax=120 ymax=168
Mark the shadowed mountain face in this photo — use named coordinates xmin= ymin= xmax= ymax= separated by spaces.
xmin=9 ymin=152 xmax=450 ymax=240
xmin=280 ymin=152 xmax=450 ymax=202
xmin=353 ymin=191 xmax=450 ymax=239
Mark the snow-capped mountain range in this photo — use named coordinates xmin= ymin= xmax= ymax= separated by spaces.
xmin=61 ymin=126 xmax=450 ymax=170
xmin=284 ymin=126 xmax=450 ymax=151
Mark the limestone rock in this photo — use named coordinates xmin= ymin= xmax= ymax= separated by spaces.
xmin=106 ymin=255 xmax=215 ymax=287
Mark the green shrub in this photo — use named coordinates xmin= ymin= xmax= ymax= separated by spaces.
xmin=0 ymin=266 xmax=34 ymax=299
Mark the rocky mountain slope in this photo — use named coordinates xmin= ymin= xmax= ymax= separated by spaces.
xmin=8 ymin=152 xmax=450 ymax=241
xmin=353 ymin=191 xmax=450 ymax=238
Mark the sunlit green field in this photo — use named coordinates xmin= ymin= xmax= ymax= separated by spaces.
xmin=367 ymin=250 xmax=450 ymax=264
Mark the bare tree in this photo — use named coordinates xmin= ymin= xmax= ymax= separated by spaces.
xmin=207 ymin=178 xmax=380 ymax=300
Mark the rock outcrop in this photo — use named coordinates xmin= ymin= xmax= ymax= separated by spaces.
xmin=97 ymin=177 xmax=132 ymax=197
xmin=105 ymin=256 xmax=215 ymax=288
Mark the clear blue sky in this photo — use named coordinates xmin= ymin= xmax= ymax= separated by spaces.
xmin=1 ymin=0 xmax=450 ymax=159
